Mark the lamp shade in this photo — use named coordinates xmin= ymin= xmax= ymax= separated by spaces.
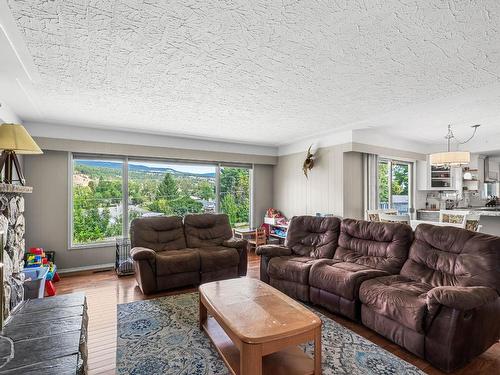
xmin=0 ymin=123 xmax=42 ymax=154
xmin=429 ymin=151 xmax=470 ymax=166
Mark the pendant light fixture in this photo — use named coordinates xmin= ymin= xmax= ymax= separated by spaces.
xmin=429 ymin=124 xmax=480 ymax=166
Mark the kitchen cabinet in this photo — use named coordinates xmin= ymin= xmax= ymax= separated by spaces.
xmin=416 ymin=161 xmax=428 ymax=190
xmin=416 ymin=158 xmax=461 ymax=191
xmin=430 ymin=165 xmax=453 ymax=189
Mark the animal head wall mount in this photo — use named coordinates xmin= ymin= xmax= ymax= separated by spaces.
xmin=302 ymin=145 xmax=316 ymax=178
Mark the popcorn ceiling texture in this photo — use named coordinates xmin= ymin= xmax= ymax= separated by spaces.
xmin=7 ymin=0 xmax=500 ymax=145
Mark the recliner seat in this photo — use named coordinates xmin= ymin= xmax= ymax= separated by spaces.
xmin=359 ymin=224 xmax=500 ymax=372
xmin=308 ymin=218 xmax=414 ymax=320
xmin=256 ymin=215 xmax=341 ymax=302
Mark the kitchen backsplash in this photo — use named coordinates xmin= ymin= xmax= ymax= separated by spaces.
xmin=416 ymin=190 xmax=487 ymax=210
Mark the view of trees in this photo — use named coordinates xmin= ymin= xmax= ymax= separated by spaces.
xmin=72 ymin=163 xmax=123 ymax=244
xmin=220 ymin=167 xmax=250 ymax=226
xmin=147 ymin=173 xmax=204 ymax=216
xmin=72 ymin=160 xmax=250 ymax=245
xmin=378 ymin=161 xmax=409 ymax=213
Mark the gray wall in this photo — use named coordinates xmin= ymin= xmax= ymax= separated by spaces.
xmin=253 ymin=164 xmax=274 ymax=226
xmin=34 ymin=137 xmax=277 ymax=165
xmin=24 ymin=150 xmax=274 ymax=271
xmin=343 ymin=151 xmax=364 ymax=219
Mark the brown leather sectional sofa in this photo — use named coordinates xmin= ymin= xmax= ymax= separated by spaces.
xmin=257 ymin=216 xmax=500 ymax=372
xmin=130 ymin=214 xmax=247 ymax=294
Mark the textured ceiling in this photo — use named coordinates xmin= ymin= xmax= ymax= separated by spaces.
xmin=5 ymin=0 xmax=500 ymax=145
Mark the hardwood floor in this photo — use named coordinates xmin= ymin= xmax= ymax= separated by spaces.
xmin=56 ymin=252 xmax=499 ymax=375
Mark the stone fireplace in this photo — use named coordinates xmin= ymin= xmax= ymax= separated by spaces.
xmin=0 ymin=183 xmax=32 ymax=321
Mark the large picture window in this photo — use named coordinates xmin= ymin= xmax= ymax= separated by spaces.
xmin=70 ymin=154 xmax=252 ymax=247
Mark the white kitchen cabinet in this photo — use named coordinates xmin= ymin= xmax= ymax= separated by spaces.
xmin=416 ymin=158 xmax=461 ymax=191
xmin=416 ymin=160 xmax=429 ymax=190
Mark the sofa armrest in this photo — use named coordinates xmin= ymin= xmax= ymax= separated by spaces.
xmin=222 ymin=238 xmax=248 ymax=276
xmin=130 ymin=247 xmax=156 ymax=261
xmin=427 ymin=286 xmax=499 ymax=314
xmin=223 ymin=237 xmax=248 ymax=250
xmin=255 ymin=245 xmax=291 ymax=257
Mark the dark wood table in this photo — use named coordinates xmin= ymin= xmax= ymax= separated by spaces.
xmin=0 ymin=293 xmax=88 ymax=374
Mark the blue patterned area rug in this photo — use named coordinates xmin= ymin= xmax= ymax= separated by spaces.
xmin=117 ymin=293 xmax=425 ymax=375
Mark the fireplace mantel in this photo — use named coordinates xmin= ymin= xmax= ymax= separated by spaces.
xmin=0 ymin=183 xmax=33 ymax=194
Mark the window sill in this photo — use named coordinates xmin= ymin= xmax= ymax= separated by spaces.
xmin=69 ymin=241 xmax=116 ymax=250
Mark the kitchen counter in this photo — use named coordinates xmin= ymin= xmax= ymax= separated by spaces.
xmin=417 ymin=208 xmax=500 ymax=216
xmin=469 ymin=210 xmax=500 ymax=216
xmin=451 ymin=207 xmax=500 ymax=217
xmin=415 ymin=208 xmax=500 ymax=236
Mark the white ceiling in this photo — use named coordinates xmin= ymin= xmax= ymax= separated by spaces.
xmin=1 ymin=0 xmax=500 ymax=147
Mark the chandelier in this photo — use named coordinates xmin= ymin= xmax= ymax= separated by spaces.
xmin=429 ymin=124 xmax=480 ymax=166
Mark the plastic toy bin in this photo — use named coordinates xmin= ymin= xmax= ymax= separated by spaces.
xmin=22 ymin=266 xmax=49 ymax=299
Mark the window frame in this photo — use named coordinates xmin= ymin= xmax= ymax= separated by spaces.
xmin=69 ymin=153 xmax=127 ymax=249
xmin=377 ymin=157 xmax=415 ymax=215
xmin=218 ymin=163 xmax=253 ymax=228
xmin=69 ymin=153 xmax=253 ymax=249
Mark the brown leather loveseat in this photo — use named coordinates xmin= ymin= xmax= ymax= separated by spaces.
xmin=130 ymin=214 xmax=247 ymax=294
xmin=258 ymin=217 xmax=500 ymax=372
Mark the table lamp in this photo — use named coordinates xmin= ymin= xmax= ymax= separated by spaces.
xmin=0 ymin=123 xmax=43 ymax=185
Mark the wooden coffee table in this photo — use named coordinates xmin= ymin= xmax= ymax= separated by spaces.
xmin=199 ymin=278 xmax=322 ymax=375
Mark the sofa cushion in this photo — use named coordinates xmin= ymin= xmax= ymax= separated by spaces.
xmin=359 ymin=275 xmax=432 ymax=333
xmin=196 ymin=247 xmax=240 ymax=272
xmin=334 ymin=219 xmax=413 ymax=274
xmin=268 ymin=256 xmax=316 ymax=284
xmin=401 ymin=224 xmax=500 ymax=292
xmin=184 ymin=214 xmax=233 ymax=248
xmin=131 ymin=216 xmax=186 ymax=251
xmin=309 ymin=260 xmax=389 ymax=300
xmin=155 ymin=250 xmax=200 ymax=276
xmin=285 ymin=216 xmax=341 ymax=259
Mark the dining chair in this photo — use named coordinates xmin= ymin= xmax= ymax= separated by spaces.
xmin=464 ymin=213 xmax=481 ymax=232
xmin=379 ymin=213 xmax=411 ymax=225
xmin=366 ymin=209 xmax=398 ymax=222
xmin=247 ymin=227 xmax=267 ymax=251
xmin=439 ymin=210 xmax=467 ymax=228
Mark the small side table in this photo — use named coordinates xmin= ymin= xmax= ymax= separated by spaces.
xmin=233 ymin=228 xmax=256 ymax=240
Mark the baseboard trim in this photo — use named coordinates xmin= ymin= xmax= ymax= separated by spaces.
xmin=58 ymin=263 xmax=115 ymax=274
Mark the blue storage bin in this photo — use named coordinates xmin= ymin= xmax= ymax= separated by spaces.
xmin=22 ymin=266 xmax=49 ymax=299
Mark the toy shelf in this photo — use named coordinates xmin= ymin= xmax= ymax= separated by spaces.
xmin=265 ymin=217 xmax=289 ymax=243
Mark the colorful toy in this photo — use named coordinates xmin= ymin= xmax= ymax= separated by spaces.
xmin=265 ymin=208 xmax=284 ymax=219
xmin=24 ymin=247 xmax=60 ymax=296
xmin=25 ymin=253 xmax=43 ymax=268
xmin=44 ymin=263 xmax=58 ymax=296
